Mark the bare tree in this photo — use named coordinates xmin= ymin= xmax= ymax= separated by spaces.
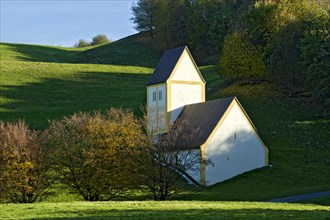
xmin=138 ymin=115 xmax=209 ymax=200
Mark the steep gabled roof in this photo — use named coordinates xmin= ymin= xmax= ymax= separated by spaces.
xmin=177 ymin=97 xmax=235 ymax=147
xmin=146 ymin=46 xmax=186 ymax=86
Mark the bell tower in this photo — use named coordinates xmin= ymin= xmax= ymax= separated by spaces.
xmin=146 ymin=46 xmax=205 ymax=134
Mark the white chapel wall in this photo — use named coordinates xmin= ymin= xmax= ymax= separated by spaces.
xmin=169 ymin=83 xmax=203 ymax=123
xmin=171 ymin=50 xmax=202 ymax=82
xmin=204 ymin=102 xmax=267 ymax=186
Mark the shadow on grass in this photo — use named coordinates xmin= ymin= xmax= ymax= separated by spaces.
xmin=0 ymin=71 xmax=149 ymax=129
xmin=30 ymin=208 xmax=330 ymax=220
xmin=79 ymin=34 xmax=161 ymax=67
xmin=1 ymin=43 xmax=81 ymax=63
xmin=1 ymin=33 xmax=161 ymax=67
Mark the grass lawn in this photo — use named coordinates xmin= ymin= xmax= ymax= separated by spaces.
xmin=299 ymin=196 xmax=330 ymax=207
xmin=0 ymin=36 xmax=160 ymax=129
xmin=298 ymin=196 xmax=330 ymax=206
xmin=1 ymin=201 xmax=329 ymax=220
xmin=0 ymin=60 xmax=152 ymax=129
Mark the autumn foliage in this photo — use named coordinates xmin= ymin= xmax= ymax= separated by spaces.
xmin=0 ymin=121 xmax=52 ymax=203
xmin=0 ymin=108 xmax=206 ymax=202
xmin=45 ymin=108 xmax=146 ymax=201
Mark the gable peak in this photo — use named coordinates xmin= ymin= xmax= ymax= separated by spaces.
xmin=146 ymin=46 xmax=204 ymax=86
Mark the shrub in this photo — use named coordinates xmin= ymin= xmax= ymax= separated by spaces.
xmin=0 ymin=121 xmax=52 ymax=203
xmin=45 ymin=108 xmax=146 ymax=201
xmin=75 ymin=39 xmax=90 ymax=48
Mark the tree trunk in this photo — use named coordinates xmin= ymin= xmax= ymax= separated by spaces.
xmin=160 ymin=193 xmax=166 ymax=201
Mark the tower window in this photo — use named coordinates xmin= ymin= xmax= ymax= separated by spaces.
xmin=152 ymin=91 xmax=156 ymax=102
xmin=159 ymin=90 xmax=162 ymax=100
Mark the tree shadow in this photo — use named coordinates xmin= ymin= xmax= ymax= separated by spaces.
xmin=1 ymin=43 xmax=81 ymax=63
xmin=0 ymin=71 xmax=149 ymax=129
xmin=1 ymin=33 xmax=161 ymax=67
xmin=79 ymin=34 xmax=161 ymax=67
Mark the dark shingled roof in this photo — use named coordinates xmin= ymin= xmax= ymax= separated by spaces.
xmin=176 ymin=97 xmax=236 ymax=147
xmin=146 ymin=46 xmax=186 ymax=86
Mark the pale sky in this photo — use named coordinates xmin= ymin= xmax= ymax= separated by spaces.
xmin=0 ymin=0 xmax=138 ymax=47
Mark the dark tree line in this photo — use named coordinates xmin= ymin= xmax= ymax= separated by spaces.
xmin=131 ymin=0 xmax=329 ymax=109
xmin=131 ymin=0 xmax=250 ymax=64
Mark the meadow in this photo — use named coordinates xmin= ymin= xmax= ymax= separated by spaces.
xmin=0 ymin=33 xmax=329 ymax=217
xmin=0 ymin=36 xmax=156 ymax=129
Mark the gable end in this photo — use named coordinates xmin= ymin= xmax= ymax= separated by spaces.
xmin=201 ymin=97 xmax=268 ymax=164
xmin=167 ymin=47 xmax=206 ymax=84
xmin=146 ymin=46 xmax=206 ymax=86
xmin=146 ymin=46 xmax=186 ymax=86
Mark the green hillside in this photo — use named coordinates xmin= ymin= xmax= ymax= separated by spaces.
xmin=0 ymin=34 xmax=329 ymax=203
xmin=0 ymin=43 xmax=84 ymax=63
xmin=0 ymin=33 xmax=161 ymax=129
xmin=0 ymin=32 xmax=161 ymax=66
xmin=78 ymin=33 xmax=161 ymax=67
xmin=0 ymin=61 xmax=152 ymax=129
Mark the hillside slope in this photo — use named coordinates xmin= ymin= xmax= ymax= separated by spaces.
xmin=0 ymin=60 xmax=152 ymax=129
xmin=0 ymin=35 xmax=329 ymax=202
xmin=0 ymin=33 xmax=159 ymax=129
xmin=78 ymin=33 xmax=161 ymax=67
xmin=0 ymin=32 xmax=161 ymax=66
xmin=0 ymin=43 xmax=83 ymax=63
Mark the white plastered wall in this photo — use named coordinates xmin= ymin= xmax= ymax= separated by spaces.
xmin=204 ymin=102 xmax=267 ymax=186
xmin=171 ymin=50 xmax=202 ymax=82
xmin=167 ymin=48 xmax=205 ymax=124
xmin=169 ymin=83 xmax=203 ymax=123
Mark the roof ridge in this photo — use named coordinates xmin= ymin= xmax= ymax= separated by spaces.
xmin=146 ymin=46 xmax=186 ymax=86
xmin=175 ymin=96 xmax=236 ymax=146
xmin=165 ymin=45 xmax=187 ymax=52
xmin=184 ymin=96 xmax=236 ymax=108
